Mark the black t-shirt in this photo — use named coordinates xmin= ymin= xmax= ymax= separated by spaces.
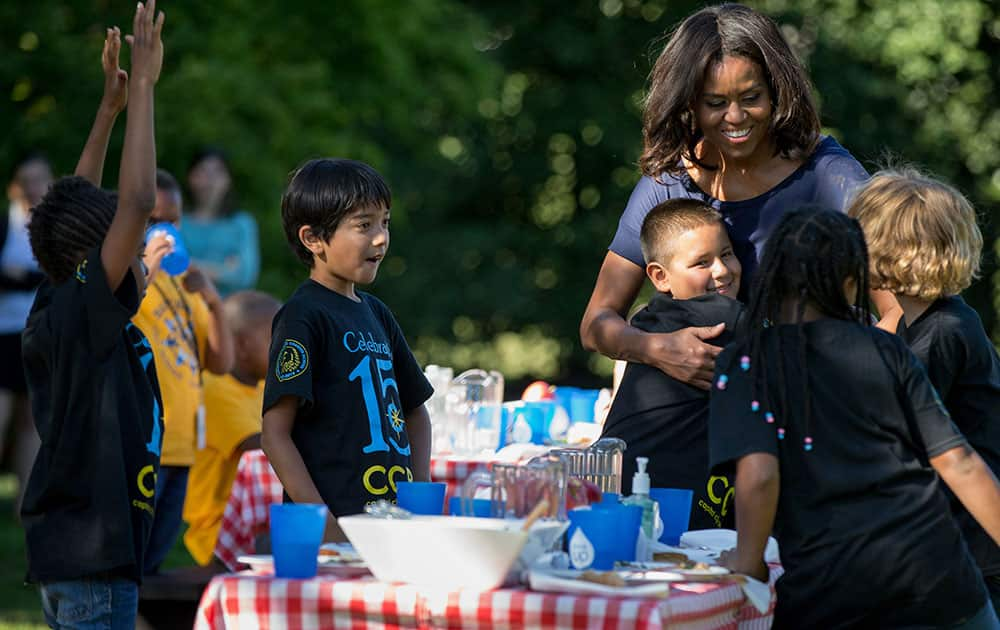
xmin=20 ymin=248 xmax=163 ymax=584
xmin=263 ymin=281 xmax=433 ymax=516
xmin=601 ymin=293 xmax=744 ymax=530
xmin=710 ymin=319 xmax=986 ymax=628
xmin=900 ymin=295 xmax=1000 ymax=577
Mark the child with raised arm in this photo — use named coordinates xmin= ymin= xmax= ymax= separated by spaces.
xmin=262 ymin=159 xmax=433 ymax=540
xmin=849 ymin=169 xmax=1000 ymax=613
xmin=601 ymin=199 xmax=743 ymax=529
xmin=133 ymin=168 xmax=234 ymax=574
xmin=709 ymin=209 xmax=1000 ymax=628
xmin=20 ymin=4 xmax=165 ymax=626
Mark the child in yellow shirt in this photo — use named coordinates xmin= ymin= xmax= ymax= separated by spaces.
xmin=182 ymin=290 xmax=280 ymax=565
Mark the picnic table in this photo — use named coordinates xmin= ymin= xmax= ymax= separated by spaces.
xmin=214 ymin=449 xmax=493 ymax=570
xmin=194 ymin=570 xmax=779 ymax=629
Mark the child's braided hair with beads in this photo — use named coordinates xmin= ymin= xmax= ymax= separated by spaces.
xmin=720 ymin=208 xmax=871 ymax=451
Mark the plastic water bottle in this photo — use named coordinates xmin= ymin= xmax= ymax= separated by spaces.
xmin=145 ymin=222 xmax=190 ymax=276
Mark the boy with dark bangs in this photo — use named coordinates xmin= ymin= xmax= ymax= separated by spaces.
xmin=262 ymin=159 xmax=433 ymax=540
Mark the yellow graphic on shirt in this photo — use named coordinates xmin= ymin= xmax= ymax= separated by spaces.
xmin=75 ymin=259 xmax=88 ymax=284
xmin=697 ymin=475 xmax=735 ymax=527
xmin=276 ymin=339 xmax=309 ymax=382
xmin=363 ymin=464 xmax=413 ymax=495
xmin=137 ymin=464 xmax=156 ymax=498
xmin=388 ymin=407 xmax=405 ymax=433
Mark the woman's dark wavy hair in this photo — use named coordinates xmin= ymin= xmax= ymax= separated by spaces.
xmin=280 ymin=158 xmax=391 ymax=267
xmin=725 ymin=208 xmax=870 ymax=450
xmin=641 ymin=3 xmax=821 ymax=179
xmin=28 ymin=176 xmax=117 ymax=284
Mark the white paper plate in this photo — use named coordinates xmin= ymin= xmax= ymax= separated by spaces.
xmin=237 ymin=554 xmax=370 ymax=578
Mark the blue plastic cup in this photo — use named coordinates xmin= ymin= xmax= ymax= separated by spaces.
xmin=522 ymin=401 xmax=557 ymax=444
xmin=589 ymin=501 xmax=641 ymax=563
xmin=570 ymin=389 xmax=601 ymax=423
xmin=448 ymin=496 xmax=492 ymax=517
xmin=269 ymin=503 xmax=328 ymax=579
xmin=650 ymin=488 xmax=694 ymax=545
xmin=508 ymin=404 xmax=545 ymax=444
xmin=567 ymin=507 xmax=620 ymax=570
xmin=552 ymin=386 xmax=579 ymax=420
xmin=145 ymin=222 xmax=190 ymax=276
xmin=396 ymin=481 xmax=446 ymax=515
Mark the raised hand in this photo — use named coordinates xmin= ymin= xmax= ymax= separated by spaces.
xmin=101 ymin=27 xmax=128 ymax=114
xmin=125 ymin=0 xmax=165 ymax=86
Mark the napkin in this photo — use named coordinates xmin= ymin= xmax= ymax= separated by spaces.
xmin=679 ymin=529 xmax=780 ymax=563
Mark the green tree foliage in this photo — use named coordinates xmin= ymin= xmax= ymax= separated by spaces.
xmin=3 ymin=0 xmax=998 ymax=386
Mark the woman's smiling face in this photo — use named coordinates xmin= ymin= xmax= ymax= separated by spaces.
xmin=696 ymin=55 xmax=774 ymax=166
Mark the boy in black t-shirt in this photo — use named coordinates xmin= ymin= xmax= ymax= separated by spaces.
xmin=20 ymin=6 xmax=165 ymax=627
xmin=850 ymin=169 xmax=1000 ymax=612
xmin=262 ymin=159 xmax=433 ymax=540
xmin=601 ymin=199 xmax=743 ymax=530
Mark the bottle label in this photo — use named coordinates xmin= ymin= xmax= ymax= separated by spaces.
xmin=569 ymin=527 xmax=595 ymax=569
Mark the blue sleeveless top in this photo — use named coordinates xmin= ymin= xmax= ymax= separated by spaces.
xmin=609 ymin=136 xmax=868 ymax=298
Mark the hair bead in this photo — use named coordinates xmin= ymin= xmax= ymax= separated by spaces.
xmin=740 ymin=355 xmax=751 ymax=371
xmin=777 ymin=427 xmax=785 ymax=439
xmin=716 ymin=374 xmax=728 ymax=390
xmin=765 ymin=411 xmax=775 ymax=424
xmin=751 ymin=400 xmax=760 ymax=412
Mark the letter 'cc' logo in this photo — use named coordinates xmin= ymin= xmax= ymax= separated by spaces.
xmin=276 ymin=339 xmax=309 ymax=382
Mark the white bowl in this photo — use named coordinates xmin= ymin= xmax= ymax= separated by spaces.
xmin=338 ymin=514 xmax=531 ymax=591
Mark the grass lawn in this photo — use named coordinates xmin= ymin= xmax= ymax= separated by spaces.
xmin=0 ymin=473 xmax=197 ymax=628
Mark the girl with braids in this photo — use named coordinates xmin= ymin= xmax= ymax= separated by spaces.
xmin=708 ymin=209 xmax=1000 ymax=628
xmin=581 ymin=3 xmax=868 ymax=391
xmin=20 ymin=4 xmax=166 ymax=626
xmin=850 ymin=169 xmax=1000 ymax=614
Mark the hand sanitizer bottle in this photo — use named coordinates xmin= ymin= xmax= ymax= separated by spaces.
xmin=623 ymin=457 xmax=661 ymax=560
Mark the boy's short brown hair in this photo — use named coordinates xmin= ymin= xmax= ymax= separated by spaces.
xmin=640 ymin=198 xmax=724 ymax=265
xmin=847 ymin=169 xmax=982 ymax=300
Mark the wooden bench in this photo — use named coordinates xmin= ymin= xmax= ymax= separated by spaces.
xmin=137 ymin=565 xmax=220 ymax=630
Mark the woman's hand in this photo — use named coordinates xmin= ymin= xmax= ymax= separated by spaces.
xmin=643 ymin=325 xmax=725 ymax=390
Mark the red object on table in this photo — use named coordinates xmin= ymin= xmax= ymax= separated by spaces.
xmin=194 ymin=571 xmax=779 ymax=630
xmin=213 ymin=450 xmax=493 ymax=570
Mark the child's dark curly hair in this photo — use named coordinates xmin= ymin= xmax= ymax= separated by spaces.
xmin=28 ymin=176 xmax=118 ymax=284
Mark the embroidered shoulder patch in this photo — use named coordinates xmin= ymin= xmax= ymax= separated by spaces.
xmin=75 ymin=259 xmax=88 ymax=284
xmin=276 ymin=339 xmax=309 ymax=382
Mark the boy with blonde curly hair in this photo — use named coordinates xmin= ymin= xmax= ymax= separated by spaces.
xmin=849 ymin=168 xmax=1000 ymax=613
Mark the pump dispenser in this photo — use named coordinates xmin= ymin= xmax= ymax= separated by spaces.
xmin=623 ymin=457 xmax=661 ymax=559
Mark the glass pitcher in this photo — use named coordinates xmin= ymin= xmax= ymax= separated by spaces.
xmin=459 ymin=454 xmax=567 ymax=520
xmin=442 ymin=369 xmax=504 ymax=456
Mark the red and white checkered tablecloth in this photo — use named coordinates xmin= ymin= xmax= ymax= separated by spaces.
xmin=214 ymin=450 xmax=284 ymax=571
xmin=214 ymin=450 xmax=495 ymax=570
xmin=195 ymin=570 xmax=779 ymax=630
